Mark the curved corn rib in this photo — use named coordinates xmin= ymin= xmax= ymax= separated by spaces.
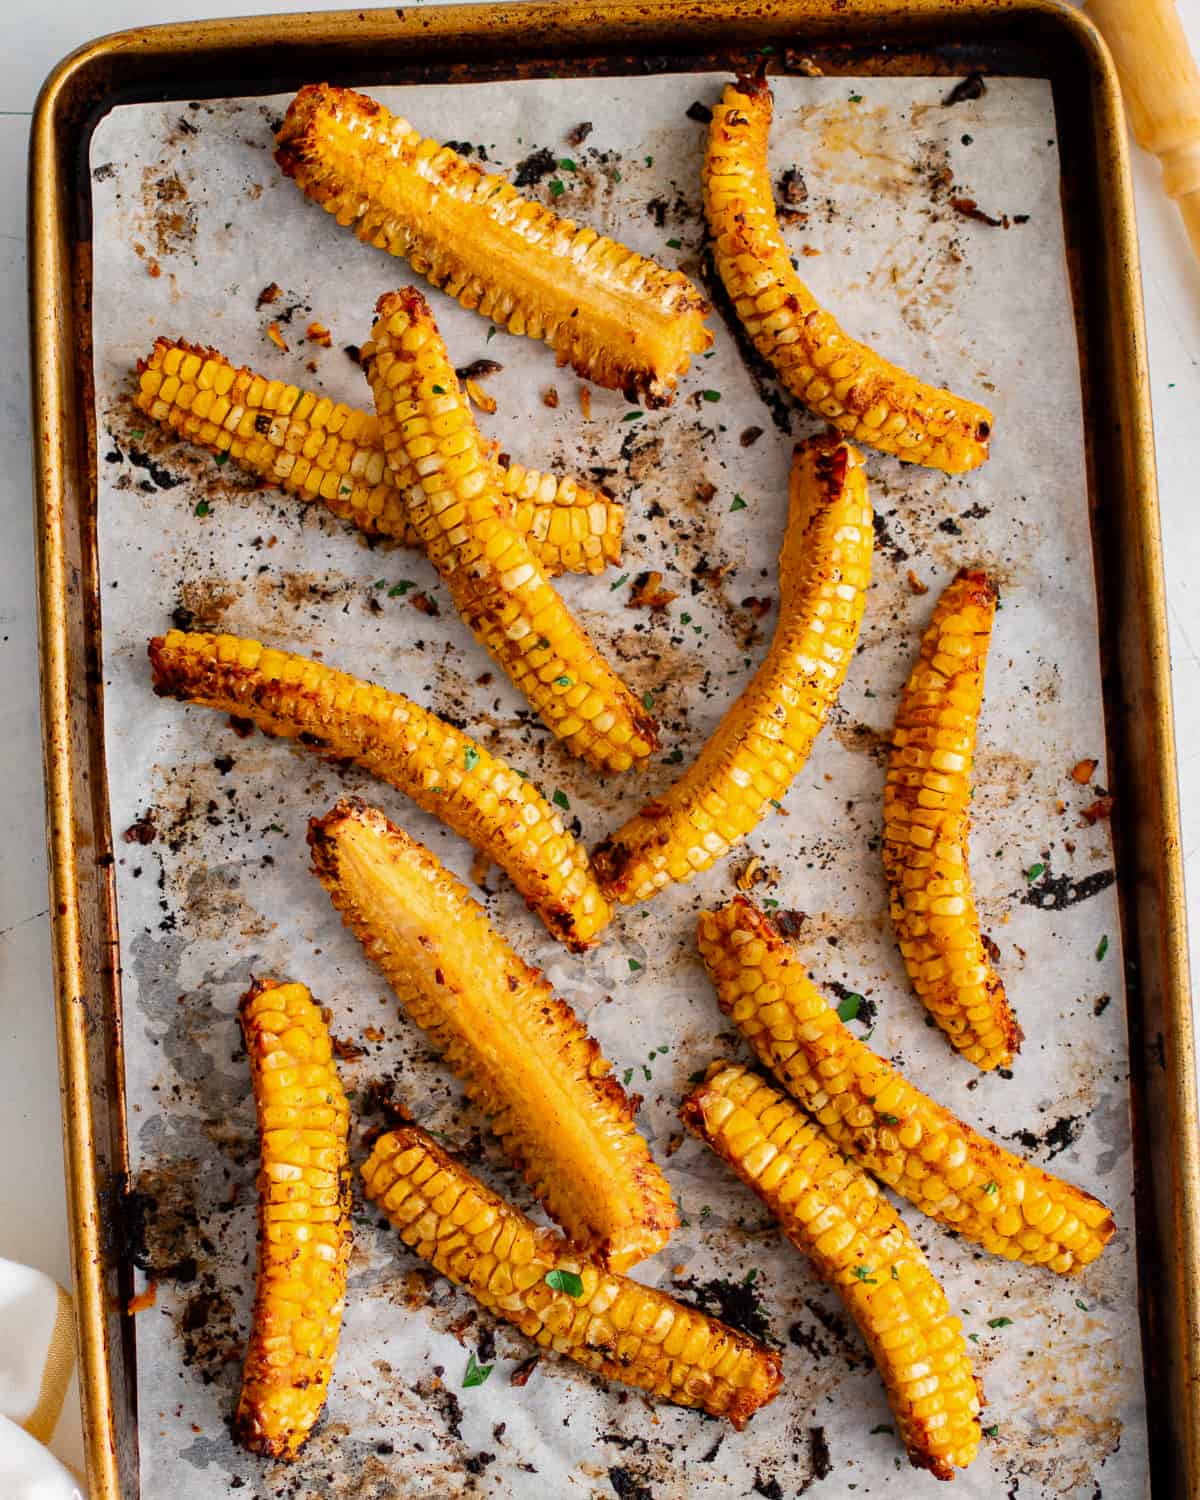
xmin=684 ymin=1064 xmax=981 ymax=1478
xmin=309 ymin=800 xmax=676 ymax=1270
xmin=703 ymin=76 xmax=993 ymax=473
xmin=233 ymin=978 xmax=351 ymax=1459
xmin=150 ymin=630 xmax=611 ymax=950
xmin=364 ymin=289 xmax=658 ymax=773
xmin=697 ymin=898 xmax=1115 ymax=1274
xmin=362 ymin=1125 xmax=781 ymax=1426
xmin=134 ymin=337 xmax=623 ymax=577
xmin=885 ymin=569 xmax=1022 ymax=1069
xmin=593 ymin=437 xmax=871 ymax=903
xmin=276 ymin=84 xmax=712 ymax=406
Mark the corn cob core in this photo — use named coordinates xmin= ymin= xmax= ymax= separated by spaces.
xmin=684 ymin=1064 xmax=981 ymax=1478
xmin=362 ymin=1125 xmax=782 ymax=1426
xmin=703 ymin=76 xmax=993 ymax=474
xmin=234 ymin=978 xmax=351 ymax=1459
xmin=149 ymin=629 xmax=611 ymax=950
xmin=884 ymin=569 xmax=1022 ymax=1069
xmin=310 ymin=800 xmax=676 ymax=1270
xmin=697 ymin=898 xmax=1115 ymax=1274
xmin=364 ymin=288 xmax=658 ymax=773
xmin=134 ymin=337 xmax=623 ymax=578
xmin=593 ymin=437 xmax=872 ymax=902
xmin=275 ymin=84 xmax=712 ymax=406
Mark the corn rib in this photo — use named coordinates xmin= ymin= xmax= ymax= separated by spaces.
xmin=149 ymin=630 xmax=611 ymax=950
xmin=683 ymin=1064 xmax=980 ymax=1478
xmin=364 ymin=288 xmax=658 ymax=773
xmin=885 ymin=568 xmax=1022 ymax=1069
xmin=309 ymin=799 xmax=676 ymax=1270
xmin=362 ymin=1124 xmax=782 ymax=1426
xmin=134 ymin=337 xmax=623 ymax=577
xmin=697 ymin=898 xmax=1115 ymax=1274
xmin=593 ymin=436 xmax=871 ymax=903
xmin=703 ymin=76 xmax=993 ymax=473
xmin=233 ymin=978 xmax=351 ymax=1459
xmin=275 ymin=83 xmax=711 ymax=406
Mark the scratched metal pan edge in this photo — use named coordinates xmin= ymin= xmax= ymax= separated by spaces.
xmin=26 ymin=1 xmax=1195 ymax=1494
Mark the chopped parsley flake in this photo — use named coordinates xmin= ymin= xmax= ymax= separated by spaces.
xmin=851 ymin=1265 xmax=877 ymax=1284
xmin=611 ymin=573 xmax=629 ymax=591
xmin=622 ymin=411 xmax=644 ymax=421
xmin=628 ymin=958 xmax=642 ymax=973
xmin=557 ymin=158 xmax=577 ymax=172
xmin=464 ymin=746 xmax=480 ymax=772
xmin=545 ymin=1268 xmax=584 ymax=1296
xmin=194 ymin=499 xmax=211 ymax=517
xmin=1026 ymin=862 xmax=1045 ymax=881
xmin=743 ymin=1268 xmax=758 ymax=1285
xmin=729 ymin=494 xmax=747 ymax=512
xmin=554 ymin=675 xmax=572 ymax=688
xmin=870 ymin=1425 xmax=894 ymax=1436
xmin=642 ymin=691 xmax=655 ymax=710
xmin=983 ymin=1181 xmax=998 ymax=1195
xmin=987 ymin=1316 xmax=1013 ymax=1328
xmin=462 ymin=1353 xmax=493 ymax=1388
xmin=549 ymin=179 xmax=566 ymax=197
xmin=486 ymin=325 xmax=497 ymax=342
xmin=701 ymin=389 xmax=721 ymax=403
xmin=1096 ymin=933 xmax=1110 ymax=961
xmin=388 ymin=580 xmax=415 ymax=597
xmin=431 ymin=384 xmax=445 ymax=394
xmin=878 ymin=1112 xmax=900 ymax=1126
xmin=666 ymin=237 xmax=682 ymax=249
xmin=213 ymin=452 xmax=229 ymax=466
xmin=552 ymin=789 xmax=570 ymax=810
xmin=837 ymin=993 xmax=863 ymax=1023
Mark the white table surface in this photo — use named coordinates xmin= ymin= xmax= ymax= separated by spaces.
xmin=3 ymin=0 xmax=1198 ymax=1483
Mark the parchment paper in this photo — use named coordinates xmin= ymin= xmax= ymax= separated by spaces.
xmin=90 ymin=69 xmax=1146 ymax=1499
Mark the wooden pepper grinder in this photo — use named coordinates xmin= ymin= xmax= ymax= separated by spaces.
xmin=1088 ymin=0 xmax=1200 ymax=259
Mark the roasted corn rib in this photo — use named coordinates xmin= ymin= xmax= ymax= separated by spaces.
xmin=593 ymin=437 xmax=871 ymax=902
xmin=697 ymin=898 xmax=1115 ymax=1274
xmin=135 ymin=337 xmax=623 ymax=577
xmin=684 ymin=1064 xmax=980 ymax=1478
xmin=149 ymin=630 xmax=611 ymax=950
xmin=309 ymin=800 xmax=675 ymax=1270
xmin=885 ymin=569 xmax=1021 ymax=1070
xmin=275 ymin=84 xmax=711 ymax=405
xmin=364 ymin=289 xmax=658 ymax=773
xmin=703 ymin=76 xmax=993 ymax=473
xmin=233 ymin=978 xmax=351 ymax=1459
xmin=362 ymin=1125 xmax=781 ymax=1425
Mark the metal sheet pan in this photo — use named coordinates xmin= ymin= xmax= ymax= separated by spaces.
xmin=27 ymin=3 xmax=1197 ymax=1496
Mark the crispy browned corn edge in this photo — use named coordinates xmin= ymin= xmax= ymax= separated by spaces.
xmin=309 ymin=799 xmax=676 ymax=1269
xmin=697 ymin=898 xmax=1116 ymax=1274
xmin=703 ymin=75 xmax=993 ymax=473
xmin=149 ymin=629 xmax=611 ymax=951
xmin=134 ymin=337 xmax=624 ymax=578
xmin=362 ymin=1123 xmax=781 ymax=1425
xmin=683 ymin=1063 xmax=981 ymax=1477
xmin=593 ymin=436 xmax=871 ymax=902
xmin=363 ymin=289 xmax=658 ymax=773
xmin=234 ymin=978 xmax=351 ymax=1458
xmin=884 ymin=568 xmax=1022 ymax=1070
xmin=275 ymin=83 xmax=712 ymax=406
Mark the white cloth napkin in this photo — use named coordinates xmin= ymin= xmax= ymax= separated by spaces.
xmin=0 ymin=1259 xmax=85 ymax=1497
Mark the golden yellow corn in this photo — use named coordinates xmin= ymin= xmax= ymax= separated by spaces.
xmin=697 ymin=898 xmax=1116 ymax=1275
xmin=593 ymin=437 xmax=872 ymax=902
xmin=275 ymin=84 xmax=712 ymax=405
xmin=364 ymin=289 xmax=658 ymax=773
xmin=362 ymin=1125 xmax=782 ymax=1426
xmin=149 ymin=629 xmax=611 ymax=950
xmin=310 ymin=800 xmax=676 ymax=1270
xmin=703 ymin=76 xmax=993 ymax=473
xmin=233 ymin=978 xmax=351 ymax=1459
xmin=684 ymin=1064 xmax=981 ymax=1478
xmin=885 ymin=569 xmax=1022 ymax=1070
xmin=134 ymin=337 xmax=623 ymax=577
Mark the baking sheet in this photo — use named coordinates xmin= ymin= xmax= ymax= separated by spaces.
xmin=89 ymin=69 xmax=1144 ymax=1498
